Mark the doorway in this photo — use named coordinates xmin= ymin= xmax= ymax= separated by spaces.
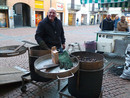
xmin=0 ymin=10 xmax=8 ymax=28
xmin=81 ymin=14 xmax=87 ymax=25
xmin=57 ymin=12 xmax=63 ymax=23
xmin=68 ymin=13 xmax=76 ymax=26
xmin=35 ymin=11 xmax=43 ymax=27
xmin=13 ymin=3 xmax=30 ymax=27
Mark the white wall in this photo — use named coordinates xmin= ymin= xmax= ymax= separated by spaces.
xmin=30 ymin=8 xmax=35 ymax=28
xmin=108 ymin=8 xmax=123 ymax=17
xmin=64 ymin=0 xmax=69 ymax=25
xmin=75 ymin=0 xmax=80 ymax=4
xmin=8 ymin=7 xmax=14 ymax=28
xmin=65 ymin=0 xmax=92 ymax=25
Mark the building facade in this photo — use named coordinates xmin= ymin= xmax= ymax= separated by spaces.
xmin=65 ymin=0 xmax=100 ymax=26
xmin=1 ymin=0 xmax=66 ymax=28
xmin=1 ymin=0 xmax=128 ymax=28
xmin=6 ymin=0 xmax=35 ymax=28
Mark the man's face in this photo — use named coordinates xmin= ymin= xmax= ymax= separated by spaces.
xmin=121 ymin=16 xmax=125 ymax=22
xmin=107 ymin=15 xmax=111 ymax=19
xmin=115 ymin=16 xmax=119 ymax=20
xmin=48 ymin=9 xmax=56 ymax=22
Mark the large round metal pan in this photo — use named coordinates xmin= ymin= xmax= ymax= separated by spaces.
xmin=34 ymin=54 xmax=79 ymax=79
xmin=0 ymin=45 xmax=27 ymax=57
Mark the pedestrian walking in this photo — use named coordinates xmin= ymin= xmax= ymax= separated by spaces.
xmin=114 ymin=15 xmax=120 ymax=31
xmin=91 ymin=18 xmax=94 ymax=25
xmin=97 ymin=19 xmax=99 ymax=24
xmin=117 ymin=16 xmax=129 ymax=32
xmin=99 ymin=14 xmax=114 ymax=31
xmin=76 ymin=18 xmax=79 ymax=26
xmin=35 ymin=7 xmax=66 ymax=50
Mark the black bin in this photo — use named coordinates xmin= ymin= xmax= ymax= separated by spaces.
xmin=68 ymin=51 xmax=104 ymax=98
xmin=29 ymin=46 xmax=51 ymax=82
xmin=68 ymin=68 xmax=103 ymax=98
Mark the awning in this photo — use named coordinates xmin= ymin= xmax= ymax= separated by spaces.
xmin=98 ymin=1 xmax=129 ymax=7
xmin=89 ymin=0 xmax=128 ymax=3
xmin=80 ymin=0 xmax=129 ymax=7
xmin=0 ymin=5 xmax=8 ymax=10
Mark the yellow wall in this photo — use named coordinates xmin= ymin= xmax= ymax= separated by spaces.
xmin=44 ymin=0 xmax=50 ymax=16
xmin=7 ymin=0 xmax=34 ymax=10
xmin=7 ymin=0 xmax=66 ymax=24
xmin=35 ymin=0 xmax=44 ymax=9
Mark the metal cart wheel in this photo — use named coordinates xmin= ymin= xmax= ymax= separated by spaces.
xmin=21 ymin=85 xmax=27 ymax=92
xmin=21 ymin=73 xmax=30 ymax=92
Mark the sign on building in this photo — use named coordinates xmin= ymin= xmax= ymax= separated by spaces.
xmin=35 ymin=0 xmax=44 ymax=9
xmin=56 ymin=3 xmax=63 ymax=10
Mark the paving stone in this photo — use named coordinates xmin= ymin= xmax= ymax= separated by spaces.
xmin=0 ymin=25 xmax=130 ymax=98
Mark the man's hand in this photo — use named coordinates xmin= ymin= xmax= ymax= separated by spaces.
xmin=39 ymin=41 xmax=50 ymax=50
xmin=62 ymin=44 xmax=65 ymax=50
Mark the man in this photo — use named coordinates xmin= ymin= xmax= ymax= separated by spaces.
xmin=117 ymin=16 xmax=129 ymax=32
xmin=100 ymin=14 xmax=114 ymax=31
xmin=114 ymin=15 xmax=120 ymax=31
xmin=35 ymin=7 xmax=66 ymax=50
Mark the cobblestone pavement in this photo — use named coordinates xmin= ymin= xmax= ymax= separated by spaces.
xmin=0 ymin=25 xmax=130 ymax=98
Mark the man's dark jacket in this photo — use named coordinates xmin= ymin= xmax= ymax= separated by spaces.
xmin=35 ymin=16 xmax=65 ymax=49
xmin=100 ymin=18 xmax=114 ymax=31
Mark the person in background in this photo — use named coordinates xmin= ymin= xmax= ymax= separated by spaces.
xmin=99 ymin=14 xmax=114 ymax=31
xmin=97 ymin=19 xmax=99 ymax=24
xmin=114 ymin=15 xmax=120 ymax=31
xmin=91 ymin=18 xmax=94 ymax=25
xmin=76 ymin=18 xmax=79 ymax=26
xmin=117 ymin=16 xmax=129 ymax=32
xmin=35 ymin=7 xmax=66 ymax=51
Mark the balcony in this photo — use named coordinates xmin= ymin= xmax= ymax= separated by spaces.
xmin=89 ymin=8 xmax=99 ymax=12
xmin=67 ymin=4 xmax=81 ymax=11
xmin=100 ymin=8 xmax=108 ymax=11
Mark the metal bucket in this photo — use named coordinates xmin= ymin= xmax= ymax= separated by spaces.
xmin=68 ymin=51 xmax=104 ymax=98
xmin=71 ymin=51 xmax=104 ymax=70
xmin=29 ymin=46 xmax=51 ymax=56
xmin=68 ymin=68 xmax=103 ymax=98
xmin=29 ymin=46 xmax=51 ymax=82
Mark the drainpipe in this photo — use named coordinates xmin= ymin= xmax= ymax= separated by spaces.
xmin=50 ymin=0 xmax=52 ymax=7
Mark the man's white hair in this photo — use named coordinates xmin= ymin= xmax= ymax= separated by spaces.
xmin=48 ymin=7 xmax=56 ymax=12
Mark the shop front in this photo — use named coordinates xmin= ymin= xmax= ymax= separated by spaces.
xmin=81 ymin=14 xmax=87 ymax=25
xmin=68 ymin=13 xmax=76 ymax=26
xmin=35 ymin=0 xmax=44 ymax=27
xmin=56 ymin=2 xmax=64 ymax=24
xmin=0 ymin=6 xmax=9 ymax=28
xmin=125 ymin=13 xmax=130 ymax=26
xmin=57 ymin=12 xmax=63 ymax=23
xmin=35 ymin=11 xmax=43 ymax=27
xmin=90 ymin=15 xmax=95 ymax=25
